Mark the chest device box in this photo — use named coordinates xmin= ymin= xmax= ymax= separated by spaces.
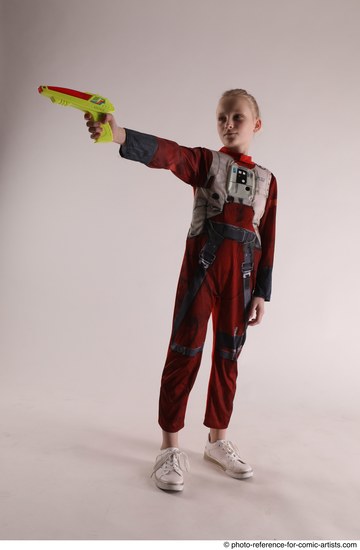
xmin=226 ymin=164 xmax=256 ymax=201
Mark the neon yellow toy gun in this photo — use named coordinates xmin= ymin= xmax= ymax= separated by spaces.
xmin=38 ymin=85 xmax=115 ymax=143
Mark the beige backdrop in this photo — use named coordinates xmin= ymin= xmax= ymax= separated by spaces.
xmin=0 ymin=0 xmax=359 ymax=542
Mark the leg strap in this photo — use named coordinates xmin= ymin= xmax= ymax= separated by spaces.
xmin=171 ymin=221 xmax=225 ymax=342
xmin=242 ymin=240 xmax=255 ymax=324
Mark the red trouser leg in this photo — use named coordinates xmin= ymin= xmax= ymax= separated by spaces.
xmin=158 ymin=234 xmax=256 ymax=433
xmin=203 ymin=278 xmax=248 ymax=429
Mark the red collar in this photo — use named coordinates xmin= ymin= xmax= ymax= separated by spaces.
xmin=219 ymin=146 xmax=254 ymax=166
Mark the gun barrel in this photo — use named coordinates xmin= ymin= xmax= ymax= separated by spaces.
xmin=38 ymin=85 xmax=115 ymax=112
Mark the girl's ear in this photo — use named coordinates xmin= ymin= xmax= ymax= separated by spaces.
xmin=254 ymin=119 xmax=262 ymax=133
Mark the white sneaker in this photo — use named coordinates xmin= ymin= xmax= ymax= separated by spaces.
xmin=150 ymin=447 xmax=190 ymax=491
xmin=204 ymin=434 xmax=253 ymax=479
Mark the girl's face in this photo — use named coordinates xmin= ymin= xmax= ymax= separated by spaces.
xmin=216 ymin=96 xmax=261 ymax=154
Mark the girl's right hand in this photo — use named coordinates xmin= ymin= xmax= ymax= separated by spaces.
xmin=84 ymin=112 xmax=124 ymax=144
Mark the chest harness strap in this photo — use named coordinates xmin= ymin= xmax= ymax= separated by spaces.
xmin=170 ymin=219 xmax=257 ymax=346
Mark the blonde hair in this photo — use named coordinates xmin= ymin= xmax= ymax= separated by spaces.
xmin=219 ymin=88 xmax=261 ymax=120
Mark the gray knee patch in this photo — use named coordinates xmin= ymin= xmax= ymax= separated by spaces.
xmin=171 ymin=341 xmax=204 ymax=357
xmin=215 ymin=330 xmax=246 ymax=361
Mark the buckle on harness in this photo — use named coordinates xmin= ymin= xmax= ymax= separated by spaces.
xmin=199 ymin=249 xmax=216 ymax=269
xmin=241 ymin=262 xmax=253 ymax=277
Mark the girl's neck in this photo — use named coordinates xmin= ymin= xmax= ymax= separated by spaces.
xmin=219 ymin=146 xmax=253 ymax=165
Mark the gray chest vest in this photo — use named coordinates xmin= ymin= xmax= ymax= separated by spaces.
xmin=187 ymin=150 xmax=272 ymax=246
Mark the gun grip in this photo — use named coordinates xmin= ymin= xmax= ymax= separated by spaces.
xmin=91 ymin=111 xmax=114 ymax=143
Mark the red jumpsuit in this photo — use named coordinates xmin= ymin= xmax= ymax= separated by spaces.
xmin=120 ymin=129 xmax=277 ymax=432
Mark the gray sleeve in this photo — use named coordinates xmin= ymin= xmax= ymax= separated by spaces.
xmin=119 ymin=128 xmax=158 ymax=165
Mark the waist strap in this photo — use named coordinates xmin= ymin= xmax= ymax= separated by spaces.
xmin=199 ymin=220 xmax=256 ymax=270
xmin=207 ymin=221 xmax=257 ymax=243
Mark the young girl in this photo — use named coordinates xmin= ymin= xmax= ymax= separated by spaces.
xmin=85 ymin=88 xmax=277 ymax=492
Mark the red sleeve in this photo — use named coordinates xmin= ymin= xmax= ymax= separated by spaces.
xmin=119 ymin=128 xmax=213 ymax=187
xmin=253 ymin=174 xmax=278 ymax=302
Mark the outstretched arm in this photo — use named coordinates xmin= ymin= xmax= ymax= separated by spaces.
xmin=84 ymin=112 xmax=213 ymax=188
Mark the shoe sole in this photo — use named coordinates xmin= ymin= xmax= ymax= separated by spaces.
xmin=154 ymin=478 xmax=184 ymax=491
xmin=204 ymin=451 xmax=254 ymax=479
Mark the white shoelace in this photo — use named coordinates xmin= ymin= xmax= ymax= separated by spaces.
xmin=216 ymin=440 xmax=247 ymax=465
xmin=150 ymin=448 xmax=190 ymax=478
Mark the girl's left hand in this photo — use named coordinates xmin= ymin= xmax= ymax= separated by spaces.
xmin=247 ymin=296 xmax=265 ymax=326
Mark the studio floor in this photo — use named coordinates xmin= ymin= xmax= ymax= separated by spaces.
xmin=1 ymin=383 xmax=359 ymax=541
